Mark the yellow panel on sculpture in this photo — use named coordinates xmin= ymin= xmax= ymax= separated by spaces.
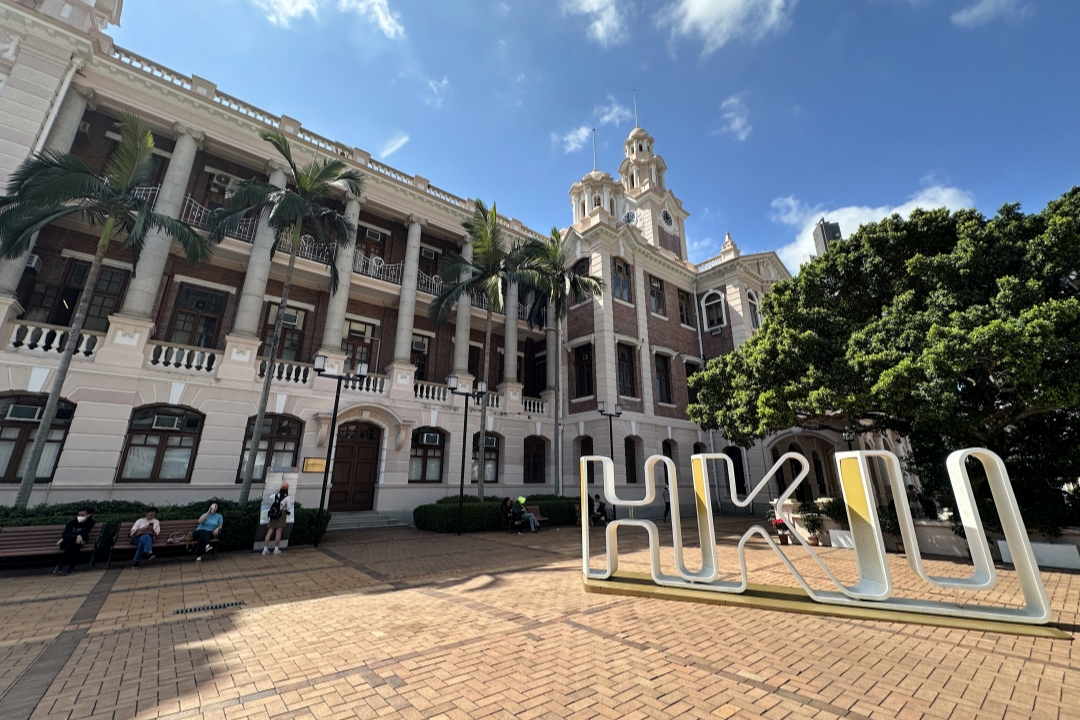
xmin=839 ymin=458 xmax=869 ymax=524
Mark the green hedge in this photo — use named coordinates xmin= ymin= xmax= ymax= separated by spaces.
xmin=414 ymin=498 xmax=578 ymax=533
xmin=0 ymin=499 xmax=330 ymax=557
xmin=434 ymin=495 xmax=502 ymax=504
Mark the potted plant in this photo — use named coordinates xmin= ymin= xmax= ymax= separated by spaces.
xmin=801 ymin=508 xmax=824 ymax=546
xmin=877 ymin=505 xmax=904 ymax=553
xmin=771 ymin=517 xmax=790 ymax=545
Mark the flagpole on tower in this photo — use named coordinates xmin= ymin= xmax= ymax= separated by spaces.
xmin=592 ymin=128 xmax=597 ymax=171
xmin=633 ymin=89 xmax=639 ymax=128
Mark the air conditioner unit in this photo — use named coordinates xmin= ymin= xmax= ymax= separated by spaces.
xmin=215 ymin=173 xmax=232 ymax=186
xmin=152 ymin=415 xmax=180 ymax=430
xmin=411 ymin=337 xmax=428 ymax=353
xmin=420 ymin=432 xmax=442 ymax=446
xmin=420 ymin=248 xmax=437 ymax=261
xmin=364 ymin=228 xmax=382 ymax=243
xmin=25 ymin=254 xmax=41 ymax=273
xmin=5 ymin=404 xmax=42 ymax=421
xmin=78 ymin=121 xmax=91 ymax=135
xmin=281 ymin=311 xmax=299 ymax=327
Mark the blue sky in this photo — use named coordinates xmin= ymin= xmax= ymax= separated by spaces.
xmin=112 ymin=0 xmax=1079 ymax=271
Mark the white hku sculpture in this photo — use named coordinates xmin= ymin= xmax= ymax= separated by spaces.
xmin=580 ymin=448 xmax=1052 ymax=625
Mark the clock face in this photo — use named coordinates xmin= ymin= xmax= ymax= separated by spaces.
xmin=622 ymin=211 xmax=636 ymax=225
xmin=662 ymin=210 xmax=674 ymax=227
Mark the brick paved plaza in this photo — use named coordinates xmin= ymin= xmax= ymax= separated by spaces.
xmin=0 ymin=518 xmax=1077 ymax=720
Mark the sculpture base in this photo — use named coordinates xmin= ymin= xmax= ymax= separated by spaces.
xmin=582 ymin=572 xmax=1068 ymax=639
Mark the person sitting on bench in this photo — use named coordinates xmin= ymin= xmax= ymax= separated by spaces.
xmin=193 ymin=503 xmax=223 ymax=565
xmin=513 ymin=496 xmax=538 ymax=534
xmin=54 ymin=507 xmax=95 ymax=576
xmin=130 ymin=507 xmax=160 ymax=568
xmin=590 ymin=494 xmax=607 ymax=526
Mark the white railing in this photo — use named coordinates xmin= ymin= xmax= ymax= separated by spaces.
xmin=296 ymin=128 xmax=351 ymax=159
xmin=425 ymin=184 xmax=466 ymax=208
xmin=696 ymin=255 xmax=726 ymax=272
xmin=9 ymin=321 xmax=102 ymax=359
xmin=352 ymin=253 xmax=403 ymax=285
xmin=133 ymin=185 xmax=160 ymax=209
xmin=258 ymin=360 xmax=313 ymax=385
xmin=296 ymin=235 xmax=333 ymax=265
xmin=343 ymin=374 xmax=387 ymax=395
xmin=180 ymin=196 xmax=257 ymax=243
xmin=414 ymin=381 xmax=449 ymax=402
xmin=518 ymin=302 xmax=529 ymax=321
xmin=147 ymin=342 xmax=216 ymax=373
xmin=212 ymin=90 xmax=279 ymax=129
xmin=486 ymin=392 xmax=501 ymax=409
xmin=367 ymin=159 xmax=412 ymax=184
xmin=110 ymin=48 xmax=192 ymax=90
xmin=417 ymin=270 xmax=443 ymax=296
xmin=522 ymin=398 xmax=546 ymax=414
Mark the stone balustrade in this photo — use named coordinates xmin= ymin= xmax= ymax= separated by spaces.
xmin=414 ymin=380 xmax=449 ymax=402
xmin=9 ymin=321 xmax=103 ymax=359
xmin=147 ymin=341 xmax=217 ymax=373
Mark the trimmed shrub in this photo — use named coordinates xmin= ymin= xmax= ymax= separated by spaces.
xmin=434 ymin=495 xmax=502 ymax=504
xmin=414 ymin=498 xmax=578 ymax=533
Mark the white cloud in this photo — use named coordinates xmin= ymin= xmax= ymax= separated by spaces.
xmin=248 ymin=0 xmax=405 ymax=37
xmin=718 ymin=95 xmax=751 ymax=141
xmin=426 ymin=77 xmax=450 ymax=108
xmin=561 ymin=0 xmax=629 ymax=47
xmin=660 ymin=0 xmax=798 ymax=54
xmin=553 ymin=126 xmax=592 ymax=154
xmin=951 ymin=0 xmax=1028 ymax=28
xmin=595 ymin=96 xmax=632 ymax=126
xmin=379 ymin=132 xmax=409 ymax=158
xmin=772 ymin=185 xmax=976 ymax=273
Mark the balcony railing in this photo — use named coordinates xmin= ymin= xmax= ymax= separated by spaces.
xmin=417 ymin=270 xmax=443 ymax=296
xmin=522 ymin=397 xmax=546 ymax=414
xmin=352 ymin=253 xmax=403 ymax=285
xmin=147 ymin=341 xmax=216 ymax=373
xmin=180 ymin=196 xmax=257 ymax=243
xmin=486 ymin=392 xmax=501 ymax=409
xmin=414 ymin=381 xmax=449 ymax=403
xmin=258 ymin=359 xmax=313 ymax=385
xmin=343 ymin=374 xmax=387 ymax=395
xmin=133 ymin=185 xmax=160 ymax=209
xmin=9 ymin=321 xmax=102 ymax=359
xmin=296 ymin=235 xmax=333 ymax=265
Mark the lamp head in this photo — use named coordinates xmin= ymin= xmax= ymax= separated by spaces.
xmin=476 ymin=381 xmax=487 ymax=394
xmin=447 ymin=376 xmax=459 ymax=391
xmin=313 ymin=355 xmax=327 ymax=373
xmin=597 ymin=400 xmax=605 ymax=413
xmin=356 ymin=362 xmax=369 ymax=378
xmin=614 ymin=404 xmax=622 ymax=416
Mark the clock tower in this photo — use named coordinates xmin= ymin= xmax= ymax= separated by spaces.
xmin=617 ymin=126 xmax=688 ymax=260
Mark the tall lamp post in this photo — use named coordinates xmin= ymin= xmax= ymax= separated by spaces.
xmin=447 ymin=376 xmax=487 ymax=536
xmin=842 ymin=426 xmax=856 ymax=452
xmin=312 ymin=355 xmax=368 ymax=548
xmin=598 ymin=400 xmax=621 ymax=520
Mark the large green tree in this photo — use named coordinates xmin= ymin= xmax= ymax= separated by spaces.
xmin=210 ymin=130 xmax=362 ymax=505
xmin=0 ymin=115 xmax=211 ymax=509
xmin=689 ymin=188 xmax=1080 ymax=533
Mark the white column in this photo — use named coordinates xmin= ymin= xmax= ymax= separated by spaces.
xmin=391 ymin=215 xmax=426 ymax=364
xmin=0 ymin=85 xmax=90 ymax=297
xmin=232 ymin=161 xmax=289 ymax=338
xmin=545 ymin=313 xmax=557 ymax=390
xmin=632 ymin=259 xmax=655 ymax=417
xmin=502 ymin=280 xmax=519 ymax=384
xmin=319 ymin=193 xmax=360 ymax=355
xmin=119 ymin=124 xmax=203 ymax=319
xmin=451 ymin=240 xmax=472 ymax=378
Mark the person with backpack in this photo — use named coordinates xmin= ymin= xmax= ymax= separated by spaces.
xmin=262 ymin=483 xmax=293 ymax=555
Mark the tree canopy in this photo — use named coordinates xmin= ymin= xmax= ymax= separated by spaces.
xmin=689 ymin=188 xmax=1080 ymax=533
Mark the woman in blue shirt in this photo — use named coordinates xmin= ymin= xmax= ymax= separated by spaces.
xmin=193 ymin=503 xmax=223 ymax=564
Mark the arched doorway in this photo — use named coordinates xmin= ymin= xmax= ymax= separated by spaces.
xmin=329 ymin=421 xmax=381 ymax=511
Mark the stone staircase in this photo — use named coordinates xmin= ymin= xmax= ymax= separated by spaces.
xmin=325 ymin=511 xmax=411 ymax=532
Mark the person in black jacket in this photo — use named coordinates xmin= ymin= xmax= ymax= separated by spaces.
xmin=54 ymin=507 xmax=94 ymax=575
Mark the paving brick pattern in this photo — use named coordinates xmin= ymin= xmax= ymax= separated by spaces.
xmin=0 ymin=518 xmax=1075 ymax=719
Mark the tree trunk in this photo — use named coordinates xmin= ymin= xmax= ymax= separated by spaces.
xmin=555 ymin=320 xmax=563 ymax=497
xmin=476 ymin=307 xmax=493 ymax=501
xmin=15 ymin=218 xmax=114 ymax=509
xmin=239 ymin=219 xmax=301 ymax=505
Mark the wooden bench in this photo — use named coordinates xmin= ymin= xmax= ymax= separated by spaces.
xmin=107 ymin=520 xmax=222 ymax=568
xmin=575 ymin=504 xmax=608 ymax=527
xmin=0 ymin=524 xmax=105 ymax=570
xmin=525 ymin=505 xmax=549 ymax=530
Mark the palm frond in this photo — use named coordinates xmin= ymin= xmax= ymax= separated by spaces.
xmin=259 ymin=130 xmax=298 ymax=181
xmin=428 ymin=278 xmax=472 ymax=325
xmin=152 ymin=213 xmax=214 ymax=265
xmin=227 ymin=179 xmax=278 ymax=211
xmin=4 ymin=150 xmax=105 ymax=206
xmin=102 ymin=114 xmax=156 ymax=191
xmin=304 ymin=158 xmax=350 ymax=194
xmin=268 ymin=192 xmax=309 ymax=230
xmin=207 ymin=205 xmax=258 ymax=243
xmin=0 ymin=203 xmax=81 ymax=258
xmin=335 ymin=168 xmax=364 ymax=198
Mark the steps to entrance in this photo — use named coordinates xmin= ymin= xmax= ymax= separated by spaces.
xmin=325 ymin=511 xmax=411 ymax=532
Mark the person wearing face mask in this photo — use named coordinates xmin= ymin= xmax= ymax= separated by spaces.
xmin=193 ymin=502 xmax=224 ymax=565
xmin=54 ymin=507 xmax=95 ymax=575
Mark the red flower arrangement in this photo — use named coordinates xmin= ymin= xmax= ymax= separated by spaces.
xmin=771 ymin=518 xmax=789 ymax=534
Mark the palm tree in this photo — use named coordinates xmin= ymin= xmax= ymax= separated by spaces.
xmin=210 ymin=130 xmax=362 ymax=505
xmin=429 ymin=200 xmax=534 ymax=501
xmin=522 ymin=228 xmax=603 ymax=496
xmin=0 ymin=115 xmax=212 ymax=509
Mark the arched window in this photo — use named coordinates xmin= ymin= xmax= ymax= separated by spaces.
xmin=703 ymin=291 xmax=726 ymax=329
xmin=609 ymin=198 xmax=615 ymax=214
xmin=580 ymin=200 xmax=585 ymax=218
xmin=573 ymin=258 xmax=590 ymax=304
xmin=238 ymin=414 xmax=303 ymax=482
xmin=624 ymin=437 xmax=638 ymax=484
xmin=789 ymin=442 xmax=810 ymax=501
xmin=0 ymin=394 xmax=75 ymax=483
xmin=722 ymin=446 xmax=748 ymax=496
xmin=611 ymin=257 xmax=632 ymax=302
xmin=410 ymin=427 xmax=445 ymax=483
xmin=524 ymin=436 xmax=545 ymax=484
xmin=120 ymin=405 xmax=204 ymax=482
xmin=747 ymin=291 xmax=762 ymax=330
xmin=771 ymin=446 xmax=786 ymax=492
xmin=661 ymin=439 xmax=675 ymax=484
xmin=812 ymin=450 xmax=827 ymax=496
xmin=693 ymin=442 xmax=706 ymax=454
xmin=580 ymin=436 xmax=595 ymax=484
xmin=472 ymin=433 xmax=500 ymax=483
xmin=593 ymin=195 xmax=601 ymax=208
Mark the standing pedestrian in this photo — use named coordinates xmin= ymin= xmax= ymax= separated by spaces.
xmin=262 ymin=482 xmax=293 ymax=555
xmin=54 ymin=507 xmax=94 ymax=575
xmin=130 ymin=507 xmax=160 ymax=568
xmin=662 ymin=481 xmax=671 ymax=522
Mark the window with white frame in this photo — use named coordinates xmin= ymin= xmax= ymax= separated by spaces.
xmin=747 ymin=291 xmax=762 ymax=330
xmin=703 ymin=291 xmax=726 ymax=329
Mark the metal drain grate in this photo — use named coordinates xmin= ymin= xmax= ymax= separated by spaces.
xmin=174 ymin=600 xmax=245 ymax=615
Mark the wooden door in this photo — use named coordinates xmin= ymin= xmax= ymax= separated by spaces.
xmin=328 ymin=422 xmax=381 ymax=512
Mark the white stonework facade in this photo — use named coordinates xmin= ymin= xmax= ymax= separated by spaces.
xmin=0 ymin=0 xmax=901 ymax=518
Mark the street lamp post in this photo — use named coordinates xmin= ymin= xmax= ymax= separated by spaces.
xmin=312 ymin=356 xmax=368 ymax=548
xmin=842 ymin=427 xmax=856 ymax=452
xmin=447 ymin=376 xmax=487 ymax=536
xmin=598 ymin=400 xmax=622 ymax=520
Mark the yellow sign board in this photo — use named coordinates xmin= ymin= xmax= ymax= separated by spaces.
xmin=302 ymin=457 xmax=326 ymax=473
